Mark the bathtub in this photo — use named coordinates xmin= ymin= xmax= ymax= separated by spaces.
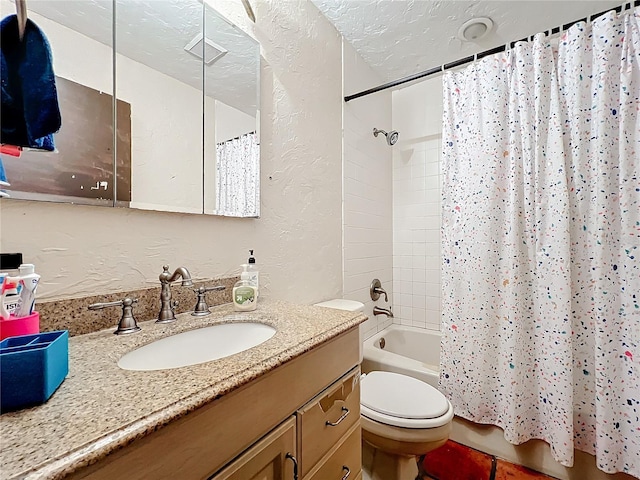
xmin=362 ymin=325 xmax=441 ymax=389
xmin=363 ymin=325 xmax=611 ymax=480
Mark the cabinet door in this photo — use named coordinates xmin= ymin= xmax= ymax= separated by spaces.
xmin=209 ymin=417 xmax=297 ymax=480
xmin=304 ymin=423 xmax=361 ymax=480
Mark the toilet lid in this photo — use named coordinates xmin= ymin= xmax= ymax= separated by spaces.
xmin=361 ymin=371 xmax=450 ymax=419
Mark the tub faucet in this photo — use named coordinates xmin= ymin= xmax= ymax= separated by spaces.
xmin=157 ymin=265 xmax=193 ymax=323
xmin=373 ymin=306 xmax=394 ymax=318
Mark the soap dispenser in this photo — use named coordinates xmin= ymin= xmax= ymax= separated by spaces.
xmin=246 ymin=250 xmax=259 ymax=297
xmin=232 ymin=265 xmax=257 ymax=311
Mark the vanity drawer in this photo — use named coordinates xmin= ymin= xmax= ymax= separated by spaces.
xmin=297 ymin=365 xmax=360 ymax=476
xmin=305 ymin=423 xmax=361 ymax=480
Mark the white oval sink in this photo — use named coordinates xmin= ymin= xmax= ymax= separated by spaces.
xmin=118 ymin=322 xmax=276 ymax=371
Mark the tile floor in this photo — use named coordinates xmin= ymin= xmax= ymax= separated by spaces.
xmin=418 ymin=440 xmax=558 ymax=480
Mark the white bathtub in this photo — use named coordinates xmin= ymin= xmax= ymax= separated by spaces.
xmin=362 ymin=325 xmax=441 ymax=389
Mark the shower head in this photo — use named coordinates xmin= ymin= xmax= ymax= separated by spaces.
xmin=373 ymin=127 xmax=399 ymax=146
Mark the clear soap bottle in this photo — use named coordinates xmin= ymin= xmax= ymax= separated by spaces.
xmin=232 ymin=266 xmax=257 ymax=311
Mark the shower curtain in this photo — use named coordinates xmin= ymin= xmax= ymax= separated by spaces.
xmin=440 ymin=7 xmax=639 ymax=477
xmin=215 ymin=131 xmax=260 ymax=217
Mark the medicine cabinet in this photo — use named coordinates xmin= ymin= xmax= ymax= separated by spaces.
xmin=0 ymin=0 xmax=260 ymax=217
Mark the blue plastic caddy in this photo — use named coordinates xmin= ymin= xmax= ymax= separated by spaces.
xmin=0 ymin=330 xmax=69 ymax=412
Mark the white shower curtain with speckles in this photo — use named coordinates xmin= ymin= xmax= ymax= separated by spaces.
xmin=215 ymin=132 xmax=260 ymax=217
xmin=440 ymin=7 xmax=639 ymax=477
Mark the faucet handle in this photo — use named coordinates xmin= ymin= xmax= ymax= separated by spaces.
xmin=159 ymin=265 xmax=171 ymax=283
xmin=191 ymin=285 xmax=225 ymax=316
xmin=370 ymin=279 xmax=388 ymax=302
xmin=88 ymin=297 xmax=141 ymax=335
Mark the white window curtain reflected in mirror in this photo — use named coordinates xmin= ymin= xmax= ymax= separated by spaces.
xmin=215 ymin=132 xmax=259 ymax=217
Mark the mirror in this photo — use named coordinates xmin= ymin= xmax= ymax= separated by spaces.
xmin=1 ymin=0 xmax=115 ymax=206
xmin=0 ymin=0 xmax=260 ymax=217
xmin=203 ymin=3 xmax=260 ymax=217
xmin=115 ymin=0 xmax=204 ymax=214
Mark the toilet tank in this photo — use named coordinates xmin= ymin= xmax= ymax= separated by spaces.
xmin=314 ymin=299 xmax=365 ymax=362
xmin=313 ymin=299 xmax=364 ymax=312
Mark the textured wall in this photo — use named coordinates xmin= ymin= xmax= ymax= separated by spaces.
xmin=342 ymin=41 xmax=393 ymax=340
xmin=0 ymin=0 xmax=343 ymax=305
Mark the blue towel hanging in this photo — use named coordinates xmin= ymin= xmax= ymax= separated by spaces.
xmin=1 ymin=14 xmax=61 ymax=151
xmin=0 ymin=155 xmax=8 ymax=185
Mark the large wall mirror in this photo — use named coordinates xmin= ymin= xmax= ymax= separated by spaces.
xmin=0 ymin=0 xmax=260 ymax=217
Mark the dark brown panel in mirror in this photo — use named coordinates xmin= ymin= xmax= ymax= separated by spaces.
xmin=3 ymin=77 xmax=131 ymax=205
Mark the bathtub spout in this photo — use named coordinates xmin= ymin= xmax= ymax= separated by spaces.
xmin=373 ymin=306 xmax=394 ymax=318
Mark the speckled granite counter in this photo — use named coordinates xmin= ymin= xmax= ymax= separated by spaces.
xmin=0 ymin=300 xmax=366 ymax=480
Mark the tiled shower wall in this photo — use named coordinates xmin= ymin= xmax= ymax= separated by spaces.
xmin=391 ymin=76 xmax=443 ymax=331
xmin=342 ymin=41 xmax=394 ymax=340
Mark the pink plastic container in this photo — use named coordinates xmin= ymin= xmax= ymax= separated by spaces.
xmin=0 ymin=312 xmax=40 ymax=340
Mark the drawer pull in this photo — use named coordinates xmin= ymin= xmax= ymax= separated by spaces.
xmin=285 ymin=452 xmax=299 ymax=480
xmin=341 ymin=465 xmax=351 ymax=479
xmin=326 ymin=406 xmax=350 ymax=426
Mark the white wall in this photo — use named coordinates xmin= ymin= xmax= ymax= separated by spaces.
xmin=342 ymin=42 xmax=393 ymax=340
xmin=0 ymin=0 xmax=344 ymax=305
xmin=391 ymin=76 xmax=443 ymax=331
xmin=215 ymin=100 xmax=256 ymax=143
xmin=118 ymin=56 xmax=203 ymax=213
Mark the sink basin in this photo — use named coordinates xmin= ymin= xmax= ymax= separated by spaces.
xmin=118 ymin=322 xmax=276 ymax=371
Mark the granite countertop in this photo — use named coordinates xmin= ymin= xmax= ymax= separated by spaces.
xmin=0 ymin=300 xmax=366 ymax=480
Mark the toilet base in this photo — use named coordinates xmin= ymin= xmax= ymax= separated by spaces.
xmin=362 ymin=440 xmax=419 ymax=480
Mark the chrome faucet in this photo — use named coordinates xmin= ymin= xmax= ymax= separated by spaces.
xmin=373 ymin=306 xmax=394 ymax=318
xmin=157 ymin=265 xmax=193 ymax=323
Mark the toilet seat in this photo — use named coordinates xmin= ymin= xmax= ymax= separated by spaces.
xmin=361 ymin=371 xmax=454 ymax=429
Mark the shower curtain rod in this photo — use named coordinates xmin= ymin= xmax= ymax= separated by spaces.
xmin=344 ymin=0 xmax=639 ymax=102
xmin=216 ymin=130 xmax=257 ymax=145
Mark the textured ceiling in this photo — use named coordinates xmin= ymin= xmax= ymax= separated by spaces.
xmin=311 ymin=0 xmax=623 ymax=90
xmin=24 ymin=0 xmax=258 ymax=115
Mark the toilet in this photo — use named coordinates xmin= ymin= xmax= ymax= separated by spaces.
xmin=314 ymin=299 xmax=454 ymax=480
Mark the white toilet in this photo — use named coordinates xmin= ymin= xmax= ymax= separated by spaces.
xmin=314 ymin=299 xmax=454 ymax=480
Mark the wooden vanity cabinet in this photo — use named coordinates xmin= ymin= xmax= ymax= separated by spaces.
xmin=68 ymin=327 xmax=361 ymax=480
xmin=208 ymin=417 xmax=297 ymax=480
xmin=210 ymin=365 xmax=362 ymax=480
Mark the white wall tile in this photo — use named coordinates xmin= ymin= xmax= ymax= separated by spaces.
xmin=391 ymin=75 xmax=443 ymax=331
xmin=412 ymin=281 xmax=426 ymax=296
xmin=413 ymin=268 xmax=427 ymax=283
xmin=345 ymin=62 xmax=443 ymax=337
xmin=413 ymin=295 xmax=426 ymax=309
xmin=343 ymin=42 xmax=393 ymax=340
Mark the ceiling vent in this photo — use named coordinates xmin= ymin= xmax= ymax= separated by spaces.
xmin=184 ymin=34 xmax=228 ymax=65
